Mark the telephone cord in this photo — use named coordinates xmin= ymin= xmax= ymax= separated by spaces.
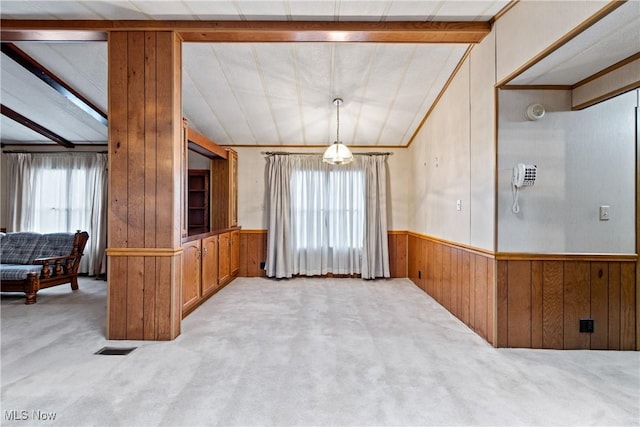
xmin=512 ymin=185 xmax=520 ymax=214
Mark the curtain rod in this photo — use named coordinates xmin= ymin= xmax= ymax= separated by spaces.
xmin=263 ymin=151 xmax=392 ymax=156
xmin=2 ymin=150 xmax=108 ymax=154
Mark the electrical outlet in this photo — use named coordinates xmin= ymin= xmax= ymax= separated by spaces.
xmin=579 ymin=319 xmax=594 ymax=333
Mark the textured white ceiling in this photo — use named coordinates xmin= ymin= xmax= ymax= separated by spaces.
xmin=509 ymin=0 xmax=640 ymax=86
xmin=0 ymin=0 xmax=637 ymax=148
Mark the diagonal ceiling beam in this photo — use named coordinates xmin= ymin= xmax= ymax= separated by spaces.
xmin=1 ymin=104 xmax=75 ymax=148
xmin=1 ymin=20 xmax=491 ymax=44
xmin=1 ymin=42 xmax=108 ymax=126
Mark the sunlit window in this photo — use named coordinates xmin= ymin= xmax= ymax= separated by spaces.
xmin=290 ymin=168 xmax=364 ymax=252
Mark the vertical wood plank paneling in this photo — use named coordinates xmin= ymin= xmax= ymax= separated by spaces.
xmin=395 ymin=233 xmax=407 ymax=278
xmin=474 ymin=255 xmax=488 ymax=339
xmin=125 ymin=32 xmax=146 ymax=339
xmin=107 ymin=32 xmax=129 ymax=340
xmin=507 ymin=261 xmax=532 ymax=347
xmin=486 ymin=259 xmax=496 ymax=346
xmin=407 ymin=234 xmax=418 ymax=286
xmin=468 ymin=255 xmax=476 ymax=331
xmin=404 ymin=234 xmax=635 ymax=350
xmin=542 ymin=261 xmax=564 ymax=349
xmin=434 ymin=243 xmax=443 ymax=302
xmin=247 ymin=232 xmax=264 ymax=276
xmin=126 ymin=256 xmax=145 ymax=337
xmin=388 ymin=234 xmax=397 ymax=278
xmin=156 ymin=32 xmax=182 ymax=339
xmin=108 ymin=257 xmax=128 ymax=338
xmin=156 ymin=257 xmax=174 ymax=339
xmin=155 ymin=31 xmax=180 ymax=249
xmin=496 ymin=261 xmax=508 ymax=347
xmin=441 ymin=246 xmax=451 ymax=310
xmin=620 ymin=263 xmax=636 ymax=350
xmin=590 ymin=262 xmax=609 ymax=349
xmin=450 ymin=248 xmax=460 ymax=318
xmin=418 ymin=239 xmax=427 ymax=291
xmin=238 ymin=232 xmax=248 ymax=277
xmin=418 ymin=239 xmax=435 ymax=297
xmin=608 ymin=262 xmax=621 ymax=350
xmin=461 ymin=251 xmax=471 ymax=326
xmin=108 ymin=31 xmax=182 ymax=341
xmin=563 ymin=262 xmax=591 ymax=349
xmin=127 ymin=31 xmax=146 ymax=248
xmin=143 ymin=32 xmax=158 ymax=340
xmin=531 ymin=261 xmax=543 ymax=348
xmin=143 ymin=258 xmax=157 ymax=339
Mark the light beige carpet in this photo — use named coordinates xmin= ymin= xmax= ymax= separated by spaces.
xmin=1 ymin=276 xmax=639 ymax=426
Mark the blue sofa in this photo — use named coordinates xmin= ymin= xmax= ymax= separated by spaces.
xmin=0 ymin=231 xmax=89 ymax=304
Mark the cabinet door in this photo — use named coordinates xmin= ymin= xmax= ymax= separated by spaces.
xmin=218 ymin=232 xmax=231 ymax=285
xmin=201 ymin=234 xmax=219 ymax=296
xmin=182 ymin=240 xmax=201 ymax=312
xmin=230 ymin=229 xmax=240 ymax=275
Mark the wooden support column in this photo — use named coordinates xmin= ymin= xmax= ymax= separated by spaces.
xmin=106 ymin=31 xmax=183 ymax=340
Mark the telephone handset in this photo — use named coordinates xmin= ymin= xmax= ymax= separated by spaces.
xmin=512 ymin=163 xmax=537 ymax=213
xmin=512 ymin=163 xmax=537 ymax=188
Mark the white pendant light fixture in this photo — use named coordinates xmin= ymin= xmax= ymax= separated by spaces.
xmin=323 ymin=97 xmax=353 ymax=165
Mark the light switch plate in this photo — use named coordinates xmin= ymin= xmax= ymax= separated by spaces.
xmin=599 ymin=205 xmax=610 ymax=221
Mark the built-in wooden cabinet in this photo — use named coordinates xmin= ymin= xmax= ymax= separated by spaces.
xmin=211 ymin=148 xmax=238 ymax=230
xmin=181 ymin=120 xmax=241 ymax=318
xmin=181 ymin=228 xmax=241 ymax=317
xmin=187 ymin=170 xmax=210 ymax=235
xmin=182 ymin=239 xmax=202 ymax=313
xmin=218 ymin=232 xmax=231 ymax=285
xmin=201 ymin=234 xmax=219 ymax=298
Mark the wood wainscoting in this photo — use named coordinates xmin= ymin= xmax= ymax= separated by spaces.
xmin=407 ymin=232 xmax=496 ymax=345
xmin=496 ymin=255 xmax=637 ymax=350
xmin=238 ymin=230 xmax=408 ymax=278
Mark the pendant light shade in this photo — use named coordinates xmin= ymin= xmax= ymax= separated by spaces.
xmin=323 ymin=98 xmax=353 ymax=165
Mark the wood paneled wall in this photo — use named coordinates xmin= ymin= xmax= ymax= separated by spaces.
xmin=239 ymin=230 xmax=268 ymax=277
xmin=238 ymin=230 xmax=408 ymax=278
xmin=496 ymin=258 xmax=636 ymax=350
xmin=107 ymin=31 xmax=183 ymax=341
xmin=407 ymin=232 xmax=496 ymax=345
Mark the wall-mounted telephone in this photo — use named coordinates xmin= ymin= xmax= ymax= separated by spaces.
xmin=512 ymin=163 xmax=537 ymax=188
xmin=512 ymin=163 xmax=537 ymax=213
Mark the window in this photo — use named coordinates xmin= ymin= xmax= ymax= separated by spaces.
xmin=32 ymin=168 xmax=92 ymax=233
xmin=290 ymin=166 xmax=364 ymax=272
xmin=266 ymin=154 xmax=389 ymax=279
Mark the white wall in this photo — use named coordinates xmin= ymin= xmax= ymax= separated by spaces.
xmin=409 ymin=61 xmax=472 ymax=244
xmin=408 ymin=32 xmax=497 ymax=251
xmin=497 ymin=89 xmax=636 ymax=253
xmin=235 ymin=146 xmax=410 ymax=230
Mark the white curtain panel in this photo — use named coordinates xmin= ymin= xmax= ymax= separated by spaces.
xmin=5 ymin=152 xmax=107 ymax=275
xmin=6 ymin=153 xmax=33 ymax=231
xmin=266 ymin=154 xmax=389 ymax=279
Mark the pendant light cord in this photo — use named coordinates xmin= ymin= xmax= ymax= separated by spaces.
xmin=335 ymin=98 xmax=340 ymax=144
